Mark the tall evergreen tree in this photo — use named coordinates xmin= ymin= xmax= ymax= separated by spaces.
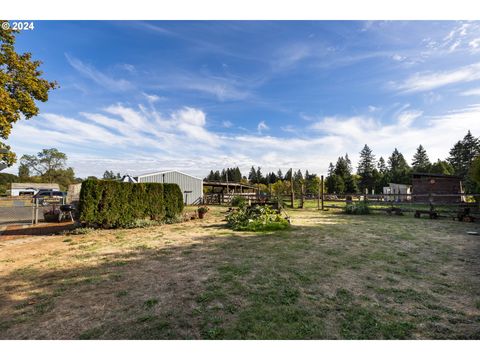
xmin=327 ymin=162 xmax=335 ymax=176
xmin=375 ymin=157 xmax=389 ymax=193
xmin=411 ymin=145 xmax=431 ymax=173
xmin=248 ymin=166 xmax=257 ymax=183
xmin=448 ymin=131 xmax=480 ymax=192
xmin=234 ymin=167 xmax=242 ymax=182
xmin=334 ymin=156 xmax=350 ymax=178
xmin=388 ymin=148 xmax=411 ymax=184
xmin=256 ymin=167 xmax=264 ymax=184
xmin=357 ymin=144 xmax=376 ymax=192
xmin=345 ymin=153 xmax=353 ymax=173
xmin=377 ymin=157 xmax=387 ymax=174
xmin=205 ymin=170 xmax=214 ymax=181
xmin=448 ymin=131 xmax=480 ymax=177
xmin=277 ymin=169 xmax=283 ymax=181
xmin=285 ymin=168 xmax=293 ymax=181
xmin=293 ymin=169 xmax=304 ymax=196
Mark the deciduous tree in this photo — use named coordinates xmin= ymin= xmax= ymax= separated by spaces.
xmin=0 ymin=23 xmax=57 ymax=167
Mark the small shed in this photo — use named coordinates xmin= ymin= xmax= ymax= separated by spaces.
xmin=9 ymin=183 xmax=60 ymax=197
xmin=411 ymin=173 xmax=464 ymax=203
xmin=134 ymin=170 xmax=203 ymax=205
xmin=383 ymin=183 xmax=412 ymax=202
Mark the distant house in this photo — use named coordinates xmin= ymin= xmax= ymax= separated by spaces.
xmin=411 ymin=173 xmax=464 ymax=203
xmin=9 ymin=183 xmax=60 ymax=197
xmin=120 ymin=174 xmax=137 ymax=183
xmin=383 ymin=183 xmax=412 ymax=202
xmin=134 ymin=170 xmax=203 ymax=205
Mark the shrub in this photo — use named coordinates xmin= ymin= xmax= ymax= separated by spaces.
xmin=344 ymin=201 xmax=371 ymax=215
xmin=163 ymin=183 xmax=184 ymax=219
xmin=197 ymin=206 xmax=209 ymax=214
xmin=226 ymin=204 xmax=290 ymax=232
xmin=78 ymin=179 xmax=183 ymax=228
xmin=231 ymin=195 xmax=247 ymax=207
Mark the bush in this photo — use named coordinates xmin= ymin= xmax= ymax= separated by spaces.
xmin=344 ymin=201 xmax=371 ymax=215
xmin=226 ymin=204 xmax=290 ymax=231
xmin=78 ymin=179 xmax=183 ymax=228
xmin=231 ymin=195 xmax=247 ymax=207
xmin=163 ymin=183 xmax=184 ymax=219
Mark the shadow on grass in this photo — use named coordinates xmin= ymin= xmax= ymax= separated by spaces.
xmin=1 ymin=215 xmax=480 ymax=340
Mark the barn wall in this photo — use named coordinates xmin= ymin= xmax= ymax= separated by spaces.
xmin=137 ymin=171 xmax=203 ymax=205
xmin=412 ymin=176 xmax=463 ymax=203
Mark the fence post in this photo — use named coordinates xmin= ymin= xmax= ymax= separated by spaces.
xmin=34 ymin=198 xmax=39 ymax=224
xmin=290 ymin=168 xmax=295 ymax=208
xmin=31 ymin=199 xmax=35 ymax=225
xmin=320 ymin=175 xmax=324 ymax=211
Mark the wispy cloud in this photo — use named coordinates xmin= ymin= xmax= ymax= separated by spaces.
xmin=65 ymin=53 xmax=133 ymax=91
xmin=257 ymin=121 xmax=269 ymax=134
xmin=394 ymin=62 xmax=480 ymax=93
xmin=461 ymin=87 xmax=480 ymax=96
xmin=9 ymin=102 xmax=480 ymax=178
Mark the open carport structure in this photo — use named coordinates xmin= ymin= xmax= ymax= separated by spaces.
xmin=203 ymin=181 xmax=258 ymax=204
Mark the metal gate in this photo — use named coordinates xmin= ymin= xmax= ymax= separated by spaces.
xmin=0 ymin=196 xmax=66 ymax=226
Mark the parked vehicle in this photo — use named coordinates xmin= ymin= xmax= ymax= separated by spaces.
xmin=32 ymin=190 xmax=66 ymax=205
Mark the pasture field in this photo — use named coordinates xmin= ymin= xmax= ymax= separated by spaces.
xmin=1 ymin=203 xmax=480 ymax=339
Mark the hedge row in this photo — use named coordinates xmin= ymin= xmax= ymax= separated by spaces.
xmin=78 ymin=179 xmax=184 ymax=228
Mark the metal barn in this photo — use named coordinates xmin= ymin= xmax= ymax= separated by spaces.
xmin=134 ymin=170 xmax=203 ymax=205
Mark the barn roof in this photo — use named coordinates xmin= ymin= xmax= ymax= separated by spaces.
xmin=135 ymin=170 xmax=203 ymax=181
xmin=412 ymin=173 xmax=462 ymax=179
xmin=11 ymin=183 xmax=60 ymax=190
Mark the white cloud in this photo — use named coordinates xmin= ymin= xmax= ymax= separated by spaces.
xmin=273 ymin=43 xmax=312 ymax=70
xmin=469 ymin=38 xmax=480 ymax=49
xmin=392 ymin=54 xmax=405 ymax=62
xmin=395 ymin=62 xmax=480 ymax=93
xmin=257 ymin=121 xmax=269 ymax=134
xmin=153 ymin=71 xmax=253 ymax=102
xmin=65 ymin=54 xmax=132 ymax=91
xmin=397 ymin=110 xmax=423 ymax=127
xmin=9 ymin=99 xmax=480 ymax=180
xmin=461 ymin=87 xmax=480 ymax=96
xmin=426 ymin=22 xmax=480 ymax=54
xmin=222 ymin=120 xmax=233 ymax=128
xmin=142 ymin=92 xmax=164 ymax=103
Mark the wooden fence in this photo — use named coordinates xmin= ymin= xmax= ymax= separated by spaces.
xmin=320 ymin=192 xmax=480 ymax=216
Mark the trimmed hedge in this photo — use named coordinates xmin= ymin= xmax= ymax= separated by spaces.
xmin=78 ymin=179 xmax=184 ymax=228
xmin=163 ymin=183 xmax=184 ymax=219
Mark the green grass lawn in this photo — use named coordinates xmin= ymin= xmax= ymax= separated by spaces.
xmin=1 ymin=205 xmax=480 ymax=339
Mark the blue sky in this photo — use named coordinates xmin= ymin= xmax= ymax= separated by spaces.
xmin=7 ymin=20 xmax=480 ymax=178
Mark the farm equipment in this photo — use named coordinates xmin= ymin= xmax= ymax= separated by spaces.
xmin=414 ymin=204 xmax=438 ymax=219
xmin=453 ymin=206 xmax=476 ymax=222
xmin=385 ymin=206 xmax=403 ymax=216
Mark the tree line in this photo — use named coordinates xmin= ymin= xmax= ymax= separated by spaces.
xmin=325 ymin=130 xmax=480 ymax=194
xmin=205 ymin=166 xmax=322 ymax=197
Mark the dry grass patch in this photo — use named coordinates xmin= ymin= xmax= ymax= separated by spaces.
xmin=1 ymin=204 xmax=480 ymax=339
